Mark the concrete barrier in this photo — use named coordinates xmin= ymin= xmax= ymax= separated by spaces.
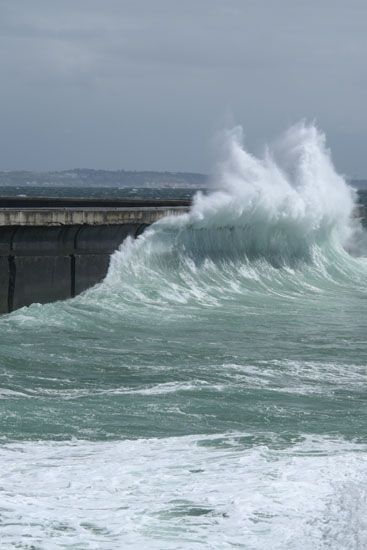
xmin=0 ymin=198 xmax=190 ymax=313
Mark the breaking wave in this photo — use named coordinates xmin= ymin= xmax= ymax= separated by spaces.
xmin=95 ymin=122 xmax=365 ymax=309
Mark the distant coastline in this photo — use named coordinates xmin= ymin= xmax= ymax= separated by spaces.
xmin=0 ymin=169 xmax=366 ymax=190
xmin=0 ymin=169 xmax=208 ymax=189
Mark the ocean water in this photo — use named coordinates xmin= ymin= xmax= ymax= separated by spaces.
xmin=1 ymin=123 xmax=367 ymax=549
xmin=0 ymin=185 xmax=199 ymax=200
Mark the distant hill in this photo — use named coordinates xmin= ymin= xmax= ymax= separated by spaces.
xmin=0 ymin=169 xmax=208 ymax=188
xmin=0 ymin=169 xmax=365 ymax=190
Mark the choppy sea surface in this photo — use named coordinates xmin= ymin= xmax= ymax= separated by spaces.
xmin=0 ymin=185 xmax=198 ymax=200
xmin=1 ymin=124 xmax=367 ymax=549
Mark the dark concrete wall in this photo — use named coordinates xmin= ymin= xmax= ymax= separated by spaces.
xmin=12 ymin=256 xmax=71 ymax=310
xmin=74 ymin=254 xmax=111 ymax=295
xmin=0 ymin=223 xmax=144 ymax=313
xmin=0 ymin=256 xmax=9 ymax=313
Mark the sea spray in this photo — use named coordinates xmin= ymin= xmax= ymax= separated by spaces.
xmin=103 ymin=122 xmax=362 ymax=306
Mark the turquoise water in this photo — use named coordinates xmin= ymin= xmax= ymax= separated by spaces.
xmin=1 ymin=124 xmax=367 ymax=549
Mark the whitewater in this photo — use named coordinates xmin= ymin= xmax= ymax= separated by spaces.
xmin=1 ymin=123 xmax=367 ymax=549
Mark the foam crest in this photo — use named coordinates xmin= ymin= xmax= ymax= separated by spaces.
xmin=188 ymin=122 xmax=356 ymax=251
xmin=100 ymin=123 xmax=363 ymax=306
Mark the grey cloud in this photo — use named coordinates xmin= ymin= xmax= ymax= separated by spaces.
xmin=0 ymin=0 xmax=366 ymax=175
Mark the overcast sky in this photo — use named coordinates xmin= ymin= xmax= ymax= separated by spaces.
xmin=0 ymin=0 xmax=366 ymax=176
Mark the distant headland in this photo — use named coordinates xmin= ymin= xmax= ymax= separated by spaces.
xmin=0 ymin=169 xmax=366 ymax=190
xmin=0 ymin=169 xmax=208 ymax=188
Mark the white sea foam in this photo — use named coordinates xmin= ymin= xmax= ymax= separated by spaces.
xmin=1 ymin=435 xmax=367 ymax=549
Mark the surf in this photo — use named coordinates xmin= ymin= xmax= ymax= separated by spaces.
xmin=91 ymin=122 xmax=365 ymax=311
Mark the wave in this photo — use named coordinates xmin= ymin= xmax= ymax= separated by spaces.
xmin=2 ymin=122 xmax=366 ymax=322
xmin=91 ymin=122 xmax=365 ymax=309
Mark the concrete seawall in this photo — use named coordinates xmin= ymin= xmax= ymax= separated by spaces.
xmin=0 ymin=197 xmax=190 ymax=313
